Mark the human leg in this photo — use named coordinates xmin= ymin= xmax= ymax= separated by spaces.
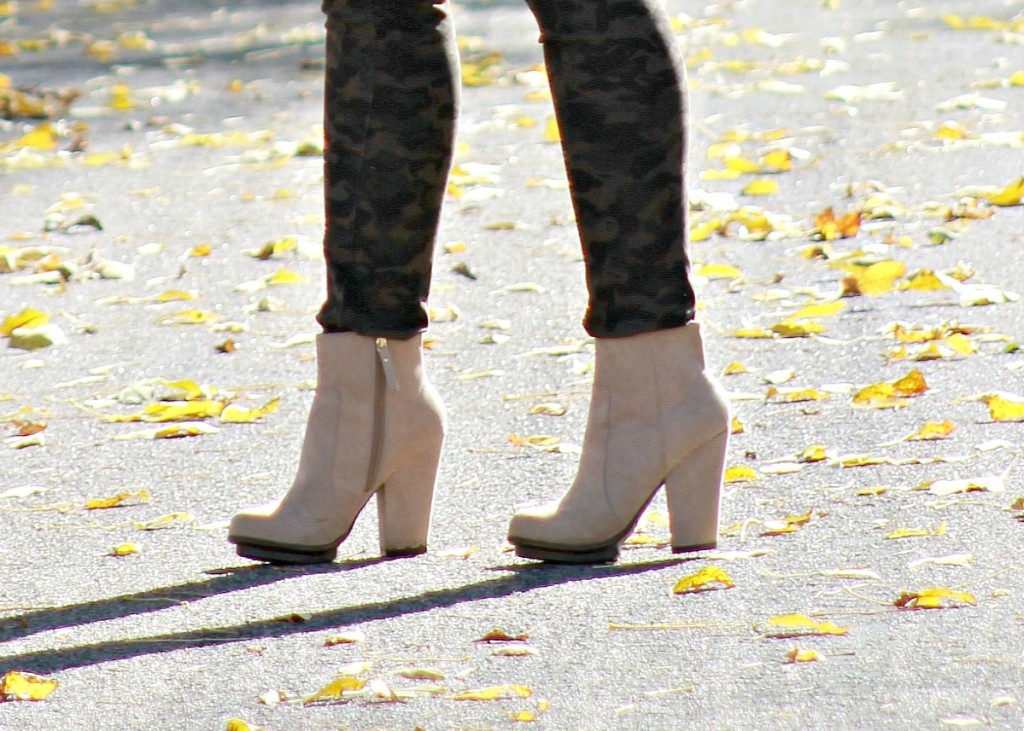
xmin=507 ymin=0 xmax=729 ymax=563
xmin=317 ymin=0 xmax=459 ymax=338
xmin=526 ymin=0 xmax=695 ymax=338
xmin=228 ymin=0 xmax=458 ymax=563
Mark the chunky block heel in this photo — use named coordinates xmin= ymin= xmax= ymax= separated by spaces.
xmin=378 ymin=440 xmax=443 ymax=557
xmin=666 ymin=429 xmax=727 ymax=553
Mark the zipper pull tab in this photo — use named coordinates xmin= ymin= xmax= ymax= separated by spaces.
xmin=375 ymin=338 xmax=398 ymax=391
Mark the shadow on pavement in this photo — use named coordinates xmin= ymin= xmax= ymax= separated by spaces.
xmin=0 ymin=557 xmax=687 ymax=674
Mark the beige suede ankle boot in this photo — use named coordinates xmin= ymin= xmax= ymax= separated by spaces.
xmin=229 ymin=332 xmax=445 ymax=564
xmin=507 ymin=323 xmax=729 ymax=563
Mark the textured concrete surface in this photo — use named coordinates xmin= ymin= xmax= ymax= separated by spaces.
xmin=1 ymin=0 xmax=1023 ymax=729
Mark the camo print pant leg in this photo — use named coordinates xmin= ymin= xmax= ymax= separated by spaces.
xmin=317 ymin=0 xmax=459 ymax=339
xmin=525 ymin=0 xmax=696 ymax=338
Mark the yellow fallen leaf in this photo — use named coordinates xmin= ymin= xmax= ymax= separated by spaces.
xmin=762 ymin=521 xmax=798 ymax=536
xmin=763 ymin=614 xmax=849 ymax=638
xmin=85 ymin=490 xmax=151 ymax=510
xmin=245 ymin=237 xmax=297 ymax=260
xmin=732 ymin=327 xmax=775 ymax=339
xmin=10 ymin=123 xmax=58 ymax=151
xmin=893 ymin=369 xmax=928 ymax=396
xmin=723 ymin=362 xmax=748 ymax=375
xmin=767 ymin=387 xmax=830 ymax=403
xmin=109 ymin=400 xmax=225 ymax=423
xmin=760 ymin=149 xmax=793 ymax=173
xmin=672 ymin=566 xmax=735 ymax=594
xmin=8 ymin=323 xmax=67 ymax=351
xmin=543 ymin=116 xmax=560 ymax=143
xmin=108 ymin=543 xmax=138 ymax=557
xmin=153 ymin=290 xmax=200 ymax=303
xmin=798 ymin=445 xmax=829 ymax=463
xmin=700 ymin=168 xmax=743 ymax=181
xmin=156 ymin=309 xmax=221 ymax=325
xmin=476 ymin=629 xmax=529 ymax=643
xmin=112 ymin=422 xmax=220 ymax=441
xmin=219 ymin=397 xmax=281 ymax=424
xmin=941 ymin=13 xmax=1012 ymax=31
xmin=690 ymin=218 xmax=723 ymax=241
xmin=788 ymin=301 xmax=846 ymax=320
xmin=0 ymin=671 xmax=59 ymax=701
xmin=396 ymin=668 xmax=446 ymax=681
xmin=225 ymin=721 xmax=253 ymax=731
xmin=894 ymin=587 xmax=976 ymax=609
xmin=453 ymin=685 xmax=532 ymax=701
xmin=770 ymin=320 xmax=825 ymax=338
xmin=904 ymin=420 xmax=955 ymax=441
xmin=783 ymin=507 xmax=814 ymax=526
xmin=695 ymin=262 xmax=743 ymax=280
xmin=840 ymin=260 xmax=907 ymax=296
xmin=986 ymin=394 xmax=1024 ymax=422
xmin=706 ymin=141 xmax=741 ymax=159
xmin=944 ymin=333 xmax=976 ymax=356
xmin=460 ymin=50 xmax=502 ymax=86
xmin=508 ymin=434 xmax=561 ymax=450
xmin=891 ymin=323 xmax=945 ymax=344
xmin=899 ymin=270 xmax=949 ymax=291
xmin=266 ymin=269 xmax=303 ymax=286
xmin=492 ymin=646 xmax=539 ymax=657
xmin=851 ymin=383 xmax=905 ymax=409
xmin=107 ymin=82 xmax=136 ymax=111
xmin=528 ymin=403 xmax=567 ymax=417
xmin=724 ymin=466 xmax=758 ymax=483
xmin=134 ymin=512 xmax=194 ymax=531
xmin=813 ymin=207 xmax=861 ymax=241
xmin=983 ymin=177 xmax=1024 ymax=207
xmin=852 ymin=369 xmax=927 ymax=408
xmin=724 ymin=155 xmax=763 ymax=174
xmin=163 ymin=379 xmax=214 ymax=399
xmin=785 ymin=647 xmax=823 ymax=664
xmin=1 ymin=307 xmax=49 ymax=336
xmin=303 ymin=676 xmax=367 ymax=705
xmin=887 ymin=345 xmax=908 ymax=362
xmin=742 ymin=178 xmax=779 ymax=196
xmin=856 ymin=485 xmax=889 ymax=497
xmin=886 ymin=521 xmax=946 ymax=539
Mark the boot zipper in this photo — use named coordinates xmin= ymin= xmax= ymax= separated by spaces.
xmin=366 ymin=338 xmax=398 ymax=492
xmin=375 ymin=337 xmax=398 ymax=391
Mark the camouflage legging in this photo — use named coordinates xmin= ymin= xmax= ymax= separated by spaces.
xmin=317 ymin=0 xmax=696 ymax=339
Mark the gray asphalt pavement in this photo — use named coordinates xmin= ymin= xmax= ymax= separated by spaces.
xmin=1 ymin=0 xmax=1023 ymax=729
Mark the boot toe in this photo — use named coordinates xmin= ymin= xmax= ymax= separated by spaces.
xmin=507 ymin=503 xmax=564 ymax=543
xmin=228 ymin=503 xmax=281 ymax=541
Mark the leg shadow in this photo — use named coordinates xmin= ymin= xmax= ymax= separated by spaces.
xmin=0 ymin=557 xmax=687 ymax=674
